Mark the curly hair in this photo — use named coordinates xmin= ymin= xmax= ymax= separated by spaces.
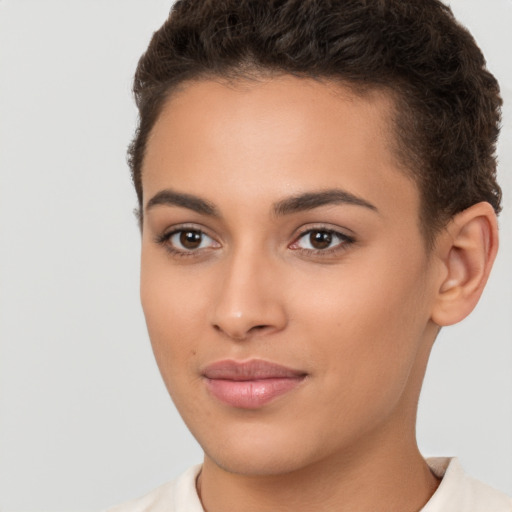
xmin=129 ymin=0 xmax=502 ymax=245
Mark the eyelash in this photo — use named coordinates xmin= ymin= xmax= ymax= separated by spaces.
xmin=154 ymin=225 xmax=220 ymax=259
xmin=154 ymin=226 xmax=355 ymax=259
xmin=289 ymin=228 xmax=355 ymax=256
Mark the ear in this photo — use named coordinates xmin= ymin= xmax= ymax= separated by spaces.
xmin=431 ymin=202 xmax=499 ymax=327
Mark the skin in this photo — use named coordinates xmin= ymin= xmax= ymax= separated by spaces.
xmin=139 ymin=76 xmax=498 ymax=511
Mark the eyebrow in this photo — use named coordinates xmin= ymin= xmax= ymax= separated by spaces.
xmin=145 ymin=187 xmax=378 ymax=218
xmin=273 ymin=189 xmax=378 ymax=216
xmin=145 ymin=189 xmax=219 ymax=217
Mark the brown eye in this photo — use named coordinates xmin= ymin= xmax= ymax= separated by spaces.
xmin=164 ymin=229 xmax=219 ymax=252
xmin=309 ymin=230 xmax=332 ymax=249
xmin=179 ymin=230 xmax=203 ymax=249
xmin=290 ymin=228 xmax=353 ymax=253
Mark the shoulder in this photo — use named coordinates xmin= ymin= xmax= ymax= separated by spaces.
xmin=423 ymin=457 xmax=512 ymax=512
xmin=105 ymin=465 xmax=203 ymax=512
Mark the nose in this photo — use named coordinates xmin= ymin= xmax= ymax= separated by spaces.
xmin=211 ymin=248 xmax=288 ymax=341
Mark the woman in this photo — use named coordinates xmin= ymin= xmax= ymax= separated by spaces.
xmin=109 ymin=0 xmax=511 ymax=510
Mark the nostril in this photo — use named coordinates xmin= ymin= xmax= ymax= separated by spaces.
xmin=212 ymin=322 xmax=272 ymax=340
xmin=252 ymin=325 xmax=268 ymax=331
xmin=248 ymin=324 xmax=271 ymax=333
xmin=211 ymin=298 xmax=288 ymax=340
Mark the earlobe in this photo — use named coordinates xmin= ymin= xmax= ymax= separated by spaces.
xmin=431 ymin=202 xmax=499 ymax=327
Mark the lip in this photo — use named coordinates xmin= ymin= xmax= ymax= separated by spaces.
xmin=202 ymin=359 xmax=307 ymax=409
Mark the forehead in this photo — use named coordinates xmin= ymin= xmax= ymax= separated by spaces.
xmin=142 ymin=76 xmax=419 ymax=222
xmin=146 ymin=76 xmax=397 ymax=170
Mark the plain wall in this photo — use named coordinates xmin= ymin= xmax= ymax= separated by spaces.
xmin=0 ymin=1 xmax=510 ymax=510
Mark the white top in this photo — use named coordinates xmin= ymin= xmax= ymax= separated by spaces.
xmin=107 ymin=458 xmax=512 ymax=512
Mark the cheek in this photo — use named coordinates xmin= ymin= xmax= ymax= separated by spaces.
xmin=287 ymin=247 xmax=431 ymax=401
xmin=140 ymin=251 xmax=210 ymax=382
xmin=141 ymin=240 xmax=213 ymax=325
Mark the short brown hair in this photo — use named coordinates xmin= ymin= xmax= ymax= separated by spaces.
xmin=129 ymin=0 xmax=502 ymax=244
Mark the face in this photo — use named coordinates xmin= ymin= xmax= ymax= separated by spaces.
xmin=140 ymin=76 xmax=440 ymax=476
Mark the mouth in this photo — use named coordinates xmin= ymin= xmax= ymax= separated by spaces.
xmin=201 ymin=359 xmax=307 ymax=409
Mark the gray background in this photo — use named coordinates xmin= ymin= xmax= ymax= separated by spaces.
xmin=0 ymin=1 xmax=510 ymax=510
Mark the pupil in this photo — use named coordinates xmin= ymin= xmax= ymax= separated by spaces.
xmin=310 ymin=230 xmax=332 ymax=249
xmin=180 ymin=230 xmax=202 ymax=249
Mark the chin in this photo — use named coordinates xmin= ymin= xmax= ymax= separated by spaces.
xmin=195 ymin=419 xmax=334 ymax=477
xmin=206 ymin=446 xmax=313 ymax=477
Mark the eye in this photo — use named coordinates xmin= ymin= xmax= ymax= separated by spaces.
xmin=156 ymin=227 xmax=220 ymax=255
xmin=170 ymin=229 xmax=212 ymax=250
xmin=290 ymin=228 xmax=354 ymax=252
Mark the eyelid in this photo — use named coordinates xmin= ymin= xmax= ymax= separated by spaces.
xmin=153 ymin=222 xmax=355 ymax=258
xmin=154 ymin=223 xmax=221 ymax=256
xmin=289 ymin=225 xmax=355 ymax=254
xmin=154 ymin=222 xmax=217 ymax=241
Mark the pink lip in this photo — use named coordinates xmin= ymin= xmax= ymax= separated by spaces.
xmin=202 ymin=359 xmax=307 ymax=409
